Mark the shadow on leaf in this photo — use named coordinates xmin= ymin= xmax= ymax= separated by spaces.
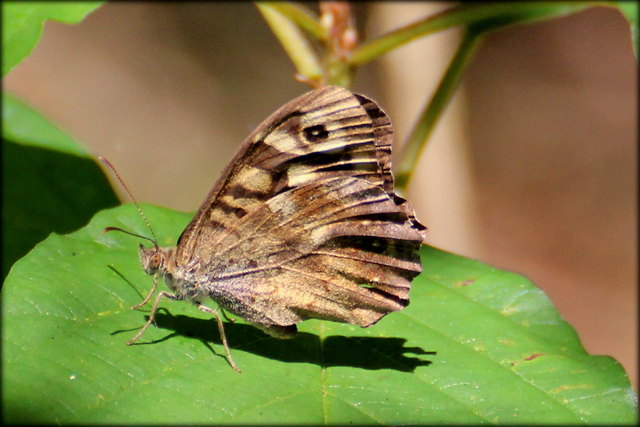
xmin=2 ymin=142 xmax=118 ymax=280
xmin=115 ymin=310 xmax=435 ymax=372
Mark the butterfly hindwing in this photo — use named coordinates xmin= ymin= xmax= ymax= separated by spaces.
xmin=189 ymin=177 xmax=422 ymax=331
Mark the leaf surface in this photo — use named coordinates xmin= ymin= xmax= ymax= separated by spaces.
xmin=2 ymin=94 xmax=119 ymax=279
xmin=2 ymin=1 xmax=104 ymax=76
xmin=2 ymin=204 xmax=636 ymax=424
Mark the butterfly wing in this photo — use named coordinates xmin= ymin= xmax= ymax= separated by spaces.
xmin=172 ymin=86 xmax=425 ymax=332
xmin=175 ymin=86 xmax=424 ymax=266
xmin=191 ymin=177 xmax=422 ymax=330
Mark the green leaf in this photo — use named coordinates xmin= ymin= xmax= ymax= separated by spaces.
xmin=2 ymin=1 xmax=104 ymax=76
xmin=2 ymin=204 xmax=636 ymax=424
xmin=2 ymin=93 xmax=119 ymax=279
xmin=3 ymin=92 xmax=89 ymax=156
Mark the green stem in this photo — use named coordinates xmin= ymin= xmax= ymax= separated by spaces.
xmin=255 ymin=2 xmax=323 ymax=83
xmin=257 ymin=1 xmax=327 ymax=41
xmin=351 ymin=2 xmax=594 ymax=67
xmin=325 ymin=58 xmax=352 ymax=88
xmin=395 ymin=30 xmax=482 ymax=191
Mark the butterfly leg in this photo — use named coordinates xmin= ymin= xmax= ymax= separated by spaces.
xmin=131 ymin=272 xmax=159 ymax=309
xmin=196 ymin=303 xmax=241 ymax=373
xmin=217 ymin=304 xmax=236 ymax=323
xmin=127 ymin=290 xmax=179 ymax=346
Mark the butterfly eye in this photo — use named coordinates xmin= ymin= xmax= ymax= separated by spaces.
xmin=303 ymin=124 xmax=329 ymax=142
xmin=151 ymin=254 xmax=162 ymax=267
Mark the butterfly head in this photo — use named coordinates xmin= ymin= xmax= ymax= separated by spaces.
xmin=139 ymin=244 xmax=174 ymax=276
xmin=103 ymin=226 xmax=172 ymax=276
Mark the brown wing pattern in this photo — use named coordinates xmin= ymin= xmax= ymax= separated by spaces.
xmin=172 ymin=86 xmax=425 ymax=328
xmin=192 ymin=177 xmax=422 ymax=328
xmin=176 ymin=86 xmax=423 ymax=264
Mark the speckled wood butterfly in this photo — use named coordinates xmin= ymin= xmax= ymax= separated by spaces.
xmin=105 ymin=86 xmax=426 ymax=372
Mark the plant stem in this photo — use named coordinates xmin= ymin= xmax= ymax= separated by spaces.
xmin=258 ymin=1 xmax=327 ymax=41
xmin=395 ymin=30 xmax=482 ymax=191
xmin=351 ymin=2 xmax=593 ymax=67
xmin=255 ymin=2 xmax=323 ymax=84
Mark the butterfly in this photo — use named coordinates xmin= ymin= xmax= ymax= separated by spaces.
xmin=108 ymin=86 xmax=426 ymax=372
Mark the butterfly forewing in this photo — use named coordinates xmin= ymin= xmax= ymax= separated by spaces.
xmin=175 ymin=87 xmax=409 ymax=264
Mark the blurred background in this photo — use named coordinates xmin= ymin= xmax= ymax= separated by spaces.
xmin=4 ymin=3 xmax=636 ymax=387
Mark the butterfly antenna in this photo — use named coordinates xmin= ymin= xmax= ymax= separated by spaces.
xmin=99 ymin=156 xmax=159 ymax=246
xmin=102 ymin=226 xmax=157 ymax=246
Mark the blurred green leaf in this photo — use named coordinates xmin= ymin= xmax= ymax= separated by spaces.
xmin=2 ymin=204 xmax=636 ymax=424
xmin=3 ymin=93 xmax=89 ymax=156
xmin=2 ymin=93 xmax=118 ymax=279
xmin=2 ymin=0 xmax=113 ymax=278
xmin=2 ymin=1 xmax=104 ymax=76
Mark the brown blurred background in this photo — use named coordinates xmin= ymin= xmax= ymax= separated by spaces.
xmin=4 ymin=3 xmax=636 ymax=387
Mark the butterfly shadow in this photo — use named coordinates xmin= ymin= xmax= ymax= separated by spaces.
xmin=115 ymin=310 xmax=436 ymax=373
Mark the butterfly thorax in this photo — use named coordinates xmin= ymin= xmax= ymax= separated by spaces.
xmin=140 ymin=244 xmax=215 ymax=303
